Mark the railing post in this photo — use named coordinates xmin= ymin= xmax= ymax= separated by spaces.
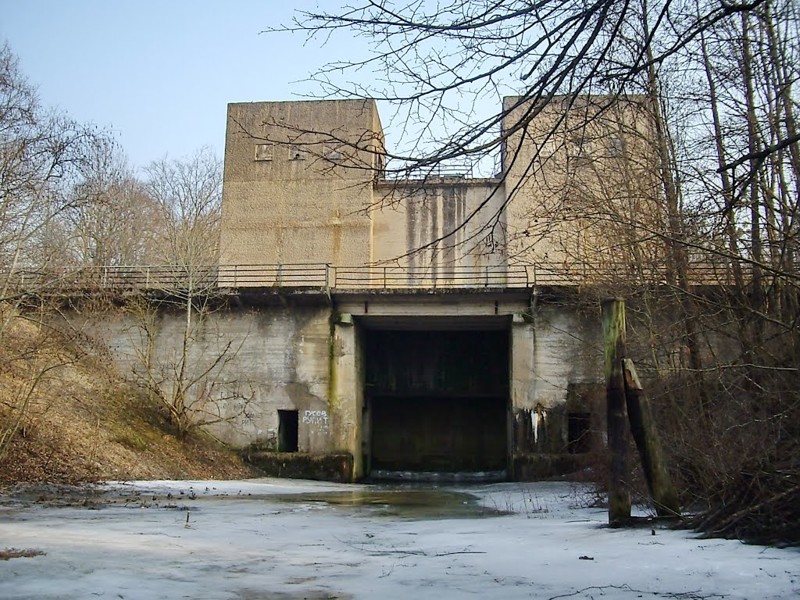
xmin=325 ymin=264 xmax=331 ymax=290
xmin=277 ymin=264 xmax=283 ymax=287
xmin=383 ymin=266 xmax=387 ymax=289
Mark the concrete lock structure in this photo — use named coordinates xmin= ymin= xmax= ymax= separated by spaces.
xmin=203 ymin=96 xmax=664 ymax=482
xmin=82 ymin=96 xmax=668 ymax=482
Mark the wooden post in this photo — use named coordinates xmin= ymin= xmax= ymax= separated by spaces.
xmin=602 ymin=298 xmax=631 ymax=526
xmin=623 ymin=359 xmax=681 ymax=517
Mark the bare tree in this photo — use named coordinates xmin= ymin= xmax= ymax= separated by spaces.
xmin=54 ymin=140 xmax=165 ymax=268
xmin=145 ymin=146 xmax=222 ymax=270
xmin=0 ymin=43 xmax=104 ymax=293
xmin=278 ymin=1 xmax=771 ymax=171
xmin=127 ymin=148 xmax=251 ymax=438
xmin=0 ymin=43 xmax=108 ymax=462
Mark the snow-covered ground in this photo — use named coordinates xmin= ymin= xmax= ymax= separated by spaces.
xmin=1 ymin=479 xmax=797 ymax=599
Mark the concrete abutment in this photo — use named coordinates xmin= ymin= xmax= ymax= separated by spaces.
xmin=69 ymin=290 xmax=604 ymax=482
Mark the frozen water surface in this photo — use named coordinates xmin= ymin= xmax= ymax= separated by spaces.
xmin=0 ymin=479 xmax=797 ymax=599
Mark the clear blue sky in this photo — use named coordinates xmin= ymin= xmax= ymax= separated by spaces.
xmin=2 ymin=1 xmax=356 ymax=170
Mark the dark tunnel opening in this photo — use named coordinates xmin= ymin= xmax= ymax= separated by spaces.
xmin=364 ymin=326 xmax=509 ymax=477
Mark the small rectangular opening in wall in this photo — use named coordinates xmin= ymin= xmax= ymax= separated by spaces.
xmin=567 ymin=412 xmax=591 ymax=454
xmin=323 ymin=143 xmax=345 ymax=162
xmin=278 ymin=410 xmax=299 ymax=452
xmin=254 ymin=143 xmax=273 ymax=161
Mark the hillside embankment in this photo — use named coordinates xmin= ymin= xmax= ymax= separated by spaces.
xmin=0 ymin=309 xmax=256 ymax=487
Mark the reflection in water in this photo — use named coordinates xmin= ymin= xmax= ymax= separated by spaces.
xmin=270 ymin=488 xmax=507 ymax=519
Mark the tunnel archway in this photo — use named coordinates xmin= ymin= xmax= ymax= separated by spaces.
xmin=362 ymin=318 xmax=510 ymax=478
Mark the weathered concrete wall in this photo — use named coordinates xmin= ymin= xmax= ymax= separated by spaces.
xmin=330 ymin=315 xmax=364 ymax=476
xmin=71 ymin=304 xmax=337 ymax=452
xmin=530 ymin=302 xmax=603 ymax=409
xmin=501 ymin=95 xmax=664 ymax=273
xmin=218 ymin=97 xmax=664 ymax=295
xmin=220 ymin=99 xmax=382 ymax=269
xmin=220 ymin=99 xmax=510 ymax=283
xmin=513 ymin=301 xmax=604 ymax=456
xmin=371 ymin=179 xmax=506 ymax=280
xmin=68 ymin=292 xmax=606 ymax=480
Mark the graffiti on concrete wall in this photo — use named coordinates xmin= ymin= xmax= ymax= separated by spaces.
xmin=302 ymin=410 xmax=329 ymax=426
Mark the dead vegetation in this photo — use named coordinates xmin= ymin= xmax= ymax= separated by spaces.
xmin=0 ymin=304 xmax=255 ymax=487
xmin=0 ymin=548 xmax=45 ymax=561
xmin=611 ymin=359 xmax=800 ymax=546
xmin=656 ymin=343 xmax=800 ymax=545
xmin=576 ymin=296 xmax=800 ymax=545
xmin=691 ymin=444 xmax=800 ymax=546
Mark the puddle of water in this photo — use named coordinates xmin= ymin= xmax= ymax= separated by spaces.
xmin=237 ymin=590 xmax=348 ymax=600
xmin=270 ymin=489 xmax=507 ymax=519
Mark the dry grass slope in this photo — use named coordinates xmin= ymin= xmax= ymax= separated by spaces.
xmin=0 ymin=307 xmax=256 ymax=486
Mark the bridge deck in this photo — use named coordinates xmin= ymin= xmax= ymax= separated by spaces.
xmin=2 ymin=261 xmax=748 ymax=295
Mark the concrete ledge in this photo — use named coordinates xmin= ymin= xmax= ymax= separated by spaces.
xmin=370 ymin=470 xmax=507 ymax=483
xmin=245 ymin=452 xmax=354 ymax=483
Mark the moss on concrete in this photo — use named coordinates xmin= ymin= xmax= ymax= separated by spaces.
xmin=244 ymin=452 xmax=354 ymax=482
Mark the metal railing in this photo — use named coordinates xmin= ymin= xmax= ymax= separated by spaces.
xmin=332 ymin=264 xmax=528 ymax=288
xmin=0 ymin=260 xmax=756 ymax=295
xmin=217 ymin=264 xmax=330 ymax=288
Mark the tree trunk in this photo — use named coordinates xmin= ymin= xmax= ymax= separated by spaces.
xmin=602 ymin=298 xmax=631 ymax=526
xmin=699 ymin=26 xmax=745 ymax=294
xmin=641 ymin=1 xmax=707 ymax=415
